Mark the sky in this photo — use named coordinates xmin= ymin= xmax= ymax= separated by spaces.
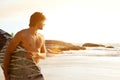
xmin=0 ymin=0 xmax=120 ymax=43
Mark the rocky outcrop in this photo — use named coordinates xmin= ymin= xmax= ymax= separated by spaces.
xmin=0 ymin=29 xmax=12 ymax=51
xmin=82 ymin=43 xmax=105 ymax=47
xmin=45 ymin=40 xmax=86 ymax=54
xmin=0 ymin=29 xmax=12 ymax=63
xmin=106 ymin=46 xmax=114 ymax=48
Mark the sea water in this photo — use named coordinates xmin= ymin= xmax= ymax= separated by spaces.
xmin=40 ymin=46 xmax=120 ymax=80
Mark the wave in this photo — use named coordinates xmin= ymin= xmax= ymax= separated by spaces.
xmin=62 ymin=47 xmax=120 ymax=57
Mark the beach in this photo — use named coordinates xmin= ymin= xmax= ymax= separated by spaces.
xmin=1 ymin=47 xmax=120 ymax=80
xmin=40 ymin=55 xmax=120 ymax=80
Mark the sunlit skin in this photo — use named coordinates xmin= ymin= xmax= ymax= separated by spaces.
xmin=3 ymin=13 xmax=46 ymax=80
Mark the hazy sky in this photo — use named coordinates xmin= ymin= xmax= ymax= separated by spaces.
xmin=0 ymin=0 xmax=120 ymax=43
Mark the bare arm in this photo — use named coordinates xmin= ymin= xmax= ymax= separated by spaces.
xmin=30 ymin=36 xmax=46 ymax=64
xmin=35 ymin=35 xmax=46 ymax=59
xmin=38 ymin=43 xmax=47 ymax=59
xmin=37 ymin=35 xmax=47 ymax=59
xmin=3 ymin=32 xmax=22 ymax=79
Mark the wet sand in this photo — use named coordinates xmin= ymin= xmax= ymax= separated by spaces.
xmin=40 ymin=54 xmax=120 ymax=80
xmin=1 ymin=52 xmax=120 ymax=80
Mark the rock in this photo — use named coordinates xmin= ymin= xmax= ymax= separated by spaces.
xmin=82 ymin=43 xmax=105 ymax=47
xmin=0 ymin=29 xmax=12 ymax=51
xmin=106 ymin=46 xmax=114 ymax=48
xmin=0 ymin=29 xmax=12 ymax=63
xmin=45 ymin=40 xmax=86 ymax=54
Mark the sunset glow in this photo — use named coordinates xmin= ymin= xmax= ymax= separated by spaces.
xmin=0 ymin=0 xmax=120 ymax=43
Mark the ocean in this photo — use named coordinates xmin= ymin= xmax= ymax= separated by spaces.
xmin=41 ymin=45 xmax=120 ymax=80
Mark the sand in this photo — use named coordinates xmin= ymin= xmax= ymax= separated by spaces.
xmin=40 ymin=54 xmax=120 ymax=80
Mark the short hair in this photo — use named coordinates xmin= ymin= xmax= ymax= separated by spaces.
xmin=29 ymin=12 xmax=46 ymax=27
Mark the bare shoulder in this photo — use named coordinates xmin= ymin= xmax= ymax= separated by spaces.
xmin=13 ymin=29 xmax=28 ymax=39
xmin=15 ymin=29 xmax=28 ymax=36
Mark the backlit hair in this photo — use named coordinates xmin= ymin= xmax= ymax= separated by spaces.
xmin=29 ymin=12 xmax=46 ymax=27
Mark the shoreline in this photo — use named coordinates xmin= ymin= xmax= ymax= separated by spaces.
xmin=40 ymin=54 xmax=120 ymax=80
